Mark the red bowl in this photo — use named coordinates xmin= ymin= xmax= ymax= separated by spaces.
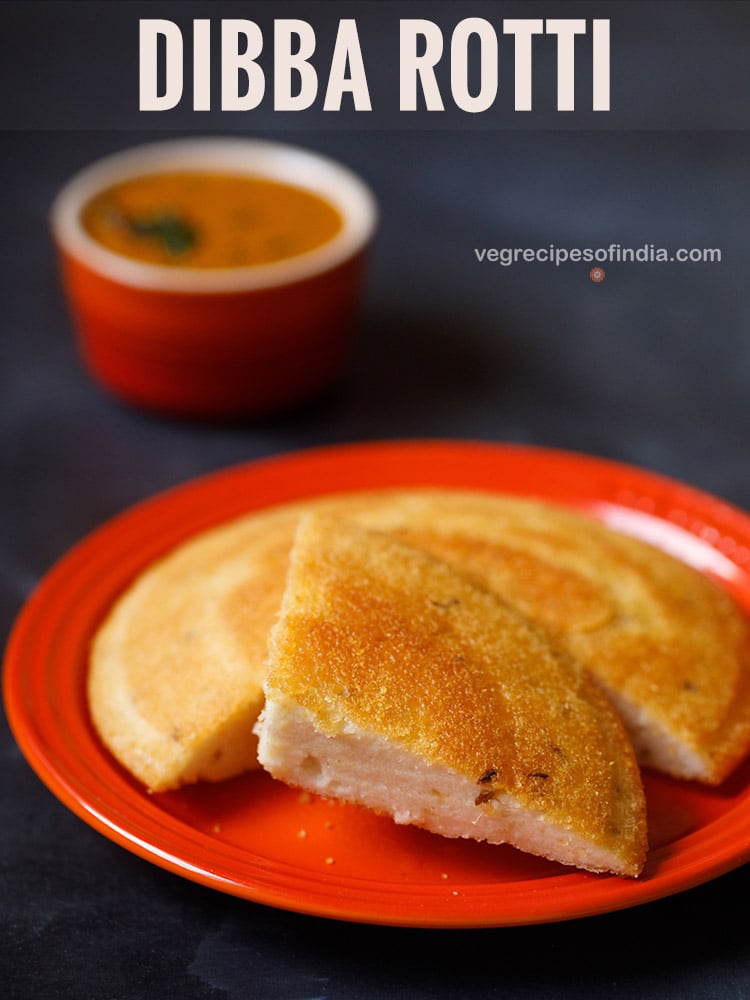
xmin=50 ymin=138 xmax=378 ymax=419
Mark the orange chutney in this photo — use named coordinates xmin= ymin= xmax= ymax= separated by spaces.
xmin=81 ymin=172 xmax=343 ymax=268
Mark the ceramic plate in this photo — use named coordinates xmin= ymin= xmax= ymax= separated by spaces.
xmin=5 ymin=440 xmax=750 ymax=927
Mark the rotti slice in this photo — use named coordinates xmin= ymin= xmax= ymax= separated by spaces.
xmin=87 ymin=502 xmax=306 ymax=792
xmin=256 ymin=513 xmax=648 ymax=877
xmin=342 ymin=489 xmax=750 ymax=786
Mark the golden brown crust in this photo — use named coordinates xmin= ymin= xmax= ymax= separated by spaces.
xmin=360 ymin=488 xmax=750 ymax=784
xmin=326 ymin=489 xmax=750 ymax=784
xmin=265 ymin=513 xmax=648 ymax=875
xmin=89 ymin=485 xmax=750 ymax=791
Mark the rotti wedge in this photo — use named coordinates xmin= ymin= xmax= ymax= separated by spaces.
xmin=256 ymin=513 xmax=649 ymax=877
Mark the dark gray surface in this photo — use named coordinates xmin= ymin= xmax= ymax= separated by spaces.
xmin=3 ymin=3 xmax=750 ymax=997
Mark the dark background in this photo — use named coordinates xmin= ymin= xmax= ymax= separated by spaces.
xmin=3 ymin=2 xmax=750 ymax=997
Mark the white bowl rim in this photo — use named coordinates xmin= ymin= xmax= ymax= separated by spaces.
xmin=50 ymin=136 xmax=378 ymax=293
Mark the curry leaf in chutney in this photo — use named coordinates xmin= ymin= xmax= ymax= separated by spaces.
xmin=128 ymin=213 xmax=197 ymax=257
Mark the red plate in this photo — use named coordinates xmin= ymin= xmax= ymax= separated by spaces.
xmin=5 ymin=440 xmax=750 ymax=927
